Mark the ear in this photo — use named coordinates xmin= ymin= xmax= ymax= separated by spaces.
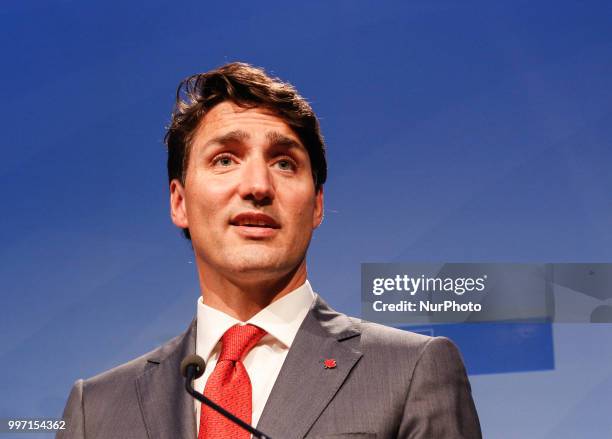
xmin=312 ymin=186 xmax=324 ymax=229
xmin=170 ymin=179 xmax=189 ymax=229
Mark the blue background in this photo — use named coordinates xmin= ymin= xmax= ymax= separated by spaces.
xmin=2 ymin=1 xmax=612 ymax=437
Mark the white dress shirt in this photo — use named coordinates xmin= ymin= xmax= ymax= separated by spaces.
xmin=194 ymin=280 xmax=316 ymax=434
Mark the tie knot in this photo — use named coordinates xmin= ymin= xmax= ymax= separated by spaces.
xmin=219 ymin=324 xmax=266 ymax=362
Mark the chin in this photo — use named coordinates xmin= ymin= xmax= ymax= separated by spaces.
xmin=234 ymin=258 xmax=286 ymax=274
xmin=229 ymin=250 xmax=300 ymax=277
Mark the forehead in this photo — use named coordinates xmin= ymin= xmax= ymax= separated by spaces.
xmin=192 ymin=101 xmax=301 ymax=145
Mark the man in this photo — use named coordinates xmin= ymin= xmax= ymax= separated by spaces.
xmin=59 ymin=63 xmax=481 ymax=439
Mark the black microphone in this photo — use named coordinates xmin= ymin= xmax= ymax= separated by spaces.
xmin=180 ymin=355 xmax=273 ymax=439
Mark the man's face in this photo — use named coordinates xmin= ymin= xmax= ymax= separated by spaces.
xmin=170 ymin=101 xmax=323 ymax=282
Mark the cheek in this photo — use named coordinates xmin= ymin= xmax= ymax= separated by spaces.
xmin=184 ymin=192 xmax=220 ymax=228
xmin=283 ymin=193 xmax=317 ymax=229
xmin=185 ymin=175 xmax=234 ymax=209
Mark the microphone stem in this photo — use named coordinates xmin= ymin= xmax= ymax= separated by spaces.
xmin=185 ymin=368 xmax=272 ymax=439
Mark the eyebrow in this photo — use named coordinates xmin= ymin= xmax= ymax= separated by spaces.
xmin=203 ymin=130 xmax=250 ymax=148
xmin=202 ymin=129 xmax=304 ymax=151
xmin=265 ymin=131 xmax=304 ymax=150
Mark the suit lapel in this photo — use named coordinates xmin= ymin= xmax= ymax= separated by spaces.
xmin=136 ymin=319 xmax=197 ymax=439
xmin=256 ymin=296 xmax=362 ymax=439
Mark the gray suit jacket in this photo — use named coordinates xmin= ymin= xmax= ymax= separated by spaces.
xmin=58 ymin=296 xmax=481 ymax=439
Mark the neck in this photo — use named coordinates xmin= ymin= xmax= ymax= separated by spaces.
xmin=197 ymin=260 xmax=308 ymax=321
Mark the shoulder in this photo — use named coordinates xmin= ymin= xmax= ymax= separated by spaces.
xmin=352 ymin=318 xmax=462 ymax=366
xmin=81 ymin=320 xmax=194 ymax=391
xmin=59 ymin=321 xmax=196 ymax=437
xmin=311 ymin=295 xmax=462 ymax=367
xmin=355 ymin=318 xmax=430 ymax=347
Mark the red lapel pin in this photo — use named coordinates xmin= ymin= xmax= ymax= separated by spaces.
xmin=323 ymin=358 xmax=337 ymax=369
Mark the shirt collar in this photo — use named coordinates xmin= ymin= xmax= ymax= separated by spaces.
xmin=196 ymin=280 xmax=316 ymax=361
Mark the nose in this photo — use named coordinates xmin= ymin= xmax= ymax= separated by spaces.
xmin=237 ymin=157 xmax=275 ymax=204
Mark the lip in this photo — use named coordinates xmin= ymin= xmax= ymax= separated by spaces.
xmin=229 ymin=212 xmax=280 ymax=239
xmin=230 ymin=212 xmax=280 ymax=229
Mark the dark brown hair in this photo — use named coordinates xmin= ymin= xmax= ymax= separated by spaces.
xmin=164 ymin=62 xmax=327 ymax=240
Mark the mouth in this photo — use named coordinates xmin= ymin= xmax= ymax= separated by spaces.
xmin=230 ymin=212 xmax=280 ymax=237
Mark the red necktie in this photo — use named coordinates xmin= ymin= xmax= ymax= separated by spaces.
xmin=198 ymin=324 xmax=267 ymax=439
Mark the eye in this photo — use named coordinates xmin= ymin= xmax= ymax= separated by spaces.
xmin=275 ymin=158 xmax=297 ymax=171
xmin=212 ymin=154 xmax=235 ymax=167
